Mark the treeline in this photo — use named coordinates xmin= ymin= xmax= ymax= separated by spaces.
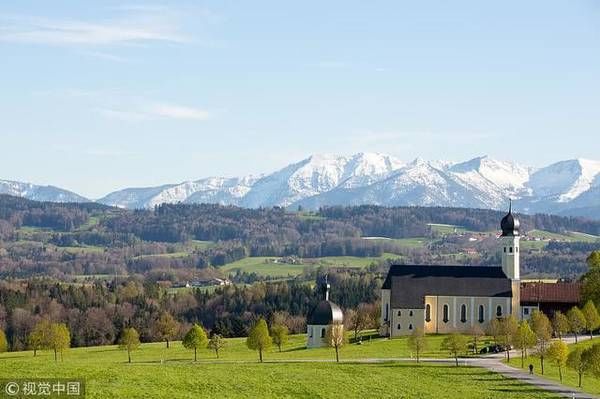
xmin=0 ymin=270 xmax=381 ymax=349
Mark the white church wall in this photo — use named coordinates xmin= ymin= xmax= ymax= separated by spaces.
xmin=306 ymin=324 xmax=328 ymax=348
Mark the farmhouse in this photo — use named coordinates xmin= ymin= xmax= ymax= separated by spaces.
xmin=380 ymin=204 xmax=524 ymax=336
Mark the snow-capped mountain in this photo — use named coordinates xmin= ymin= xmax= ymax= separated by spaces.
xmin=0 ymin=180 xmax=88 ymax=203
xmin=239 ymin=153 xmax=403 ymax=208
xmin=3 ymin=154 xmax=600 ymax=219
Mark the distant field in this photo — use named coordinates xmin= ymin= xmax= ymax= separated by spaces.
xmin=0 ymin=333 xmax=555 ymax=398
xmin=428 ymin=223 xmax=470 ymax=235
xmin=219 ymin=254 xmax=401 ymax=277
xmin=527 ymin=229 xmax=599 ymax=243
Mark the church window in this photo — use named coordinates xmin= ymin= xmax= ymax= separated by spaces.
xmin=509 ymin=247 xmax=513 ymax=253
xmin=496 ymin=305 xmax=503 ymax=317
xmin=321 ymin=328 xmax=325 ymax=338
xmin=504 ymin=247 xmax=506 ymax=253
xmin=409 ymin=324 xmax=413 ymax=330
xmin=460 ymin=304 xmax=467 ymax=323
xmin=385 ymin=304 xmax=389 ymax=321
xmin=443 ymin=304 xmax=449 ymax=323
xmin=425 ymin=304 xmax=431 ymax=322
xmin=409 ymin=310 xmax=413 ymax=317
xmin=397 ymin=310 xmax=401 ymax=317
xmin=478 ymin=305 xmax=485 ymax=323
xmin=397 ymin=324 xmax=401 ymax=330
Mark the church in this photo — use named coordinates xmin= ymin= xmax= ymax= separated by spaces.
xmin=380 ymin=205 xmax=522 ymax=336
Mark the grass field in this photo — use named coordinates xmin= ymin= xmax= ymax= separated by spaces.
xmin=0 ymin=333 xmax=556 ymax=399
xmin=219 ymin=254 xmax=402 ymax=278
xmin=428 ymin=223 xmax=470 ymax=235
xmin=507 ymin=337 xmax=600 ymax=395
xmin=527 ymin=229 xmax=600 ymax=243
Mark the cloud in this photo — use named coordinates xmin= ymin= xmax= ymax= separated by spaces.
xmin=0 ymin=8 xmax=189 ymax=46
xmin=149 ymin=104 xmax=210 ymax=120
xmin=98 ymin=103 xmax=210 ymax=121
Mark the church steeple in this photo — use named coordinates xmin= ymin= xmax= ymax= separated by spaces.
xmin=500 ymin=201 xmax=520 ymax=280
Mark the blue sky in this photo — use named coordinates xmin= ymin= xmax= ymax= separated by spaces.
xmin=1 ymin=1 xmax=600 ymax=198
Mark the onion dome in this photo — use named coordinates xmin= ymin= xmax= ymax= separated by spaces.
xmin=500 ymin=200 xmax=520 ymax=237
xmin=307 ymin=276 xmax=343 ymax=325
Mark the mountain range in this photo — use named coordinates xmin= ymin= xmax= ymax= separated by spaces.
xmin=3 ymin=153 xmax=600 ymax=219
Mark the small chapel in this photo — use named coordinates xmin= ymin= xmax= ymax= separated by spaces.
xmin=380 ymin=204 xmax=522 ymax=336
xmin=306 ymin=277 xmax=344 ymax=348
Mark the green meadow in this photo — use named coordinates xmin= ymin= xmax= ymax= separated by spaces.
xmin=0 ymin=333 xmax=556 ymax=399
xmin=507 ymin=337 xmax=600 ymax=396
xmin=219 ymin=254 xmax=402 ymax=278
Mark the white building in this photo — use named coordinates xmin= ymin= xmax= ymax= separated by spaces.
xmin=380 ymin=204 xmax=521 ymax=336
xmin=306 ymin=279 xmax=343 ymax=348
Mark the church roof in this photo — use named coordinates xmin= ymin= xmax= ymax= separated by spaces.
xmin=307 ymin=300 xmax=344 ymax=325
xmin=521 ymin=281 xmax=581 ymax=304
xmin=382 ymin=264 xmax=513 ymax=309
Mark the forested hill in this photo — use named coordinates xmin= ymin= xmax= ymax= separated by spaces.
xmin=1 ymin=194 xmax=600 ymax=279
xmin=2 ymin=194 xmax=600 ymax=242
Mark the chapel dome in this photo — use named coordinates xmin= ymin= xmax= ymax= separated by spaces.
xmin=501 ymin=201 xmax=520 ymax=237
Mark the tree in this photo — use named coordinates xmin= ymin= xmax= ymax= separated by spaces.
xmin=530 ymin=310 xmax=552 ymax=375
xmin=325 ymin=322 xmax=345 ymax=363
xmin=182 ymin=324 xmax=208 ymax=362
xmin=270 ymin=324 xmax=289 ymax=352
xmin=119 ymin=327 xmax=140 ymax=363
xmin=546 ymin=341 xmax=568 ymax=382
xmin=441 ymin=334 xmax=468 ymax=366
xmin=568 ymin=306 xmax=586 ymax=343
xmin=469 ymin=325 xmax=484 ymax=354
xmin=587 ymin=251 xmax=600 ymax=269
xmin=208 ymin=334 xmax=225 ymax=359
xmin=552 ymin=311 xmax=570 ymax=341
xmin=515 ymin=321 xmax=537 ymax=368
xmin=155 ymin=312 xmax=179 ymax=349
xmin=246 ymin=319 xmax=271 ymax=362
xmin=28 ymin=319 xmax=51 ymax=357
xmin=0 ymin=329 xmax=7 ymax=353
xmin=582 ymin=252 xmax=600 ymax=305
xmin=567 ymin=347 xmax=593 ymax=388
xmin=582 ymin=301 xmax=600 ymax=338
xmin=486 ymin=318 xmax=502 ymax=345
xmin=347 ymin=303 xmax=372 ymax=341
xmin=47 ymin=323 xmax=70 ymax=362
xmin=407 ymin=328 xmax=427 ymax=363
xmin=498 ymin=316 xmax=519 ymax=361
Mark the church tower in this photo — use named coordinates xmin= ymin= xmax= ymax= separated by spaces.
xmin=500 ymin=200 xmax=521 ymax=318
xmin=500 ymin=200 xmax=520 ymax=280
